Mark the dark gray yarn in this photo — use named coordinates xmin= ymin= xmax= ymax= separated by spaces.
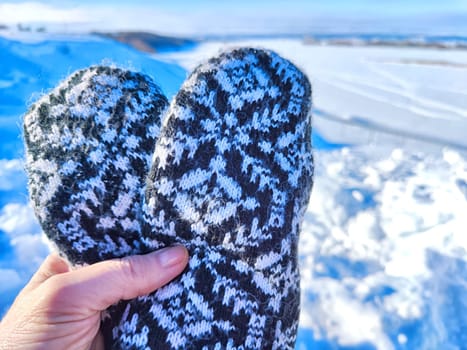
xmin=24 ymin=49 xmax=313 ymax=350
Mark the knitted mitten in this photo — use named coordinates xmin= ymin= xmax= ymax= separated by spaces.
xmin=106 ymin=48 xmax=314 ymax=349
xmin=24 ymin=66 xmax=168 ymax=265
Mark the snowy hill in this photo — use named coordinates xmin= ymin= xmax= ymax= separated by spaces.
xmin=0 ymin=33 xmax=466 ymax=350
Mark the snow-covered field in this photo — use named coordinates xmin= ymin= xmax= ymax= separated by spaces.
xmin=156 ymin=39 xmax=467 ymax=149
xmin=156 ymin=40 xmax=467 ymax=350
xmin=1 ymin=34 xmax=466 ymax=350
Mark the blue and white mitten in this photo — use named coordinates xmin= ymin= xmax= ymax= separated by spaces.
xmin=24 ymin=66 xmax=168 ymax=265
xmin=24 ymin=49 xmax=313 ymax=350
xmin=108 ymin=48 xmax=314 ymax=349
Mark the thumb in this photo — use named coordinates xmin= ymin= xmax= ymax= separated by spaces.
xmin=50 ymin=246 xmax=189 ymax=312
xmin=22 ymin=254 xmax=70 ymax=293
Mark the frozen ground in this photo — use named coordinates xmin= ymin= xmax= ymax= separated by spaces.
xmin=1 ymin=35 xmax=466 ymax=350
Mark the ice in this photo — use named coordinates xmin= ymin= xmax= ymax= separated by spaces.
xmin=0 ymin=203 xmax=41 ymax=237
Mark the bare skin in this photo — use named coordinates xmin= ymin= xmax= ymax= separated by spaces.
xmin=0 ymin=246 xmax=189 ymax=350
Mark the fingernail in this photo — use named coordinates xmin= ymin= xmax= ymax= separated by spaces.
xmin=156 ymin=245 xmax=188 ymax=268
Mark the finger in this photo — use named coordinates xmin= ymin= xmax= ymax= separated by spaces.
xmin=52 ymin=246 xmax=189 ymax=311
xmin=24 ymin=253 xmax=70 ymax=292
xmin=90 ymin=331 xmax=105 ymax=350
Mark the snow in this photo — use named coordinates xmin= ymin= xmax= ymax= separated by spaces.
xmin=0 ymin=159 xmax=25 ymax=191
xmin=0 ymin=33 xmax=186 ymax=315
xmin=1 ymin=33 xmax=466 ymax=349
xmin=156 ymin=39 xmax=467 ymax=149
xmin=157 ymin=39 xmax=467 ymax=349
xmin=297 ymin=145 xmax=467 ymax=349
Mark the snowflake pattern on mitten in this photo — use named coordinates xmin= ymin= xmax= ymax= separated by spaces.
xmin=105 ymin=48 xmax=314 ymax=350
xmin=24 ymin=66 xmax=168 ymax=265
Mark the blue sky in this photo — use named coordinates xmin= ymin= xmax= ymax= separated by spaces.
xmin=4 ymin=0 xmax=464 ymax=16
xmin=3 ymin=0 xmax=466 ymax=12
xmin=0 ymin=1 xmax=466 ymax=35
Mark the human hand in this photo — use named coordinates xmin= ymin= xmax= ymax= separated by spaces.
xmin=0 ymin=246 xmax=189 ymax=350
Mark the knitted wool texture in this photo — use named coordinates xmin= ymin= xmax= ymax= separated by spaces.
xmin=24 ymin=66 xmax=169 ymax=265
xmin=104 ymin=48 xmax=314 ymax=349
xmin=24 ymin=49 xmax=313 ymax=349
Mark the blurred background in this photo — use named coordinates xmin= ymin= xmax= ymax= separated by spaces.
xmin=1 ymin=1 xmax=466 ymax=349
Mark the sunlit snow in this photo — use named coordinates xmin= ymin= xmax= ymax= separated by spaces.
xmin=1 ymin=34 xmax=466 ymax=350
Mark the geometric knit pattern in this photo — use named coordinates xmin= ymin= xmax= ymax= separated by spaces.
xmin=23 ymin=66 xmax=168 ymax=265
xmin=104 ymin=48 xmax=314 ymax=349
